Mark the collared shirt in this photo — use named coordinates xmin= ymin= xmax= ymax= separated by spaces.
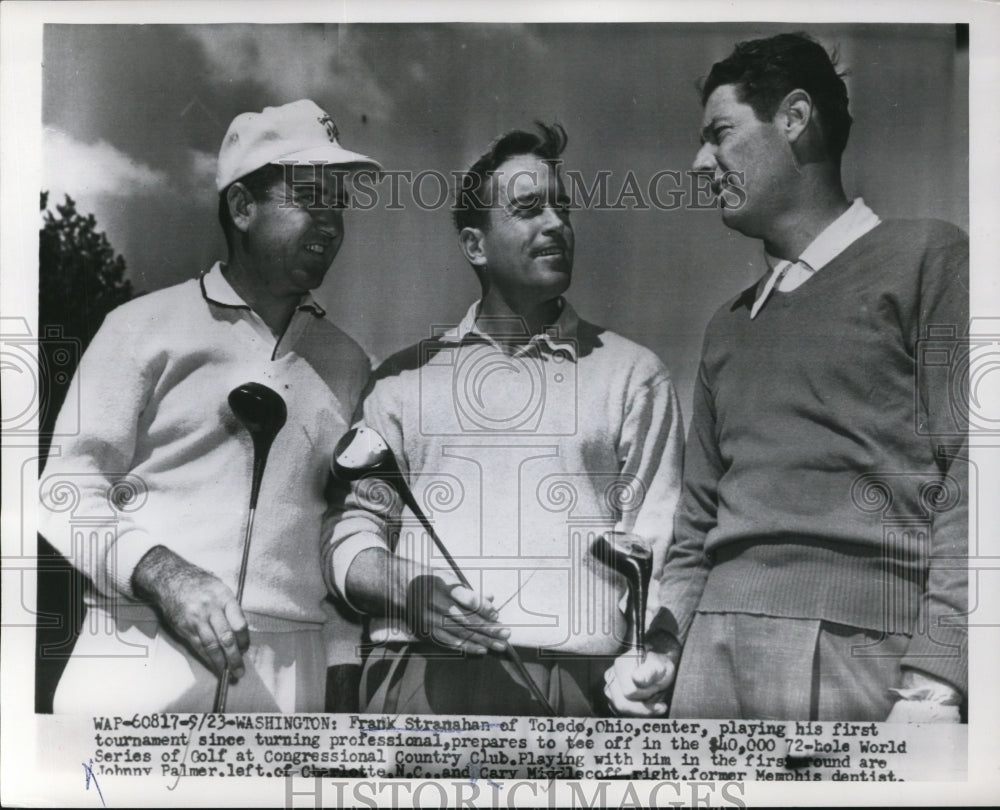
xmin=40 ymin=263 xmax=372 ymax=629
xmin=751 ymin=198 xmax=882 ymax=318
xmin=437 ymin=297 xmax=580 ymax=361
xmin=200 ymin=261 xmax=327 ymax=353
xmin=326 ymin=297 xmax=685 ymax=655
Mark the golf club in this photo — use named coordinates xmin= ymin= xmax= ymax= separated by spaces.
xmin=214 ymin=382 xmax=288 ymax=713
xmin=332 ymin=426 xmax=557 ymax=716
xmin=591 ymin=531 xmax=653 ymax=657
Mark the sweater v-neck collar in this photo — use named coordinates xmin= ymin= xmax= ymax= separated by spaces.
xmin=744 ymin=220 xmax=889 ymax=315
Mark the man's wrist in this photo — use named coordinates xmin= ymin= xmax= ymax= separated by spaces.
xmin=130 ymin=544 xmax=174 ymax=599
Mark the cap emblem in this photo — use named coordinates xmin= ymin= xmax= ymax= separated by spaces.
xmin=317 ymin=114 xmax=339 ymax=143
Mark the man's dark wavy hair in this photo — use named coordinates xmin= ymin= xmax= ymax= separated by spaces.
xmin=452 ymin=122 xmax=567 ymax=233
xmin=701 ymin=32 xmax=852 ymax=161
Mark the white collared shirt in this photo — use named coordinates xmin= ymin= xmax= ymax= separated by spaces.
xmin=750 ymin=198 xmax=882 ymax=318
xmin=437 ymin=297 xmax=580 ymax=361
xmin=200 ymin=261 xmax=326 ymax=350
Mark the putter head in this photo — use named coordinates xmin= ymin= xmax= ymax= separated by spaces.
xmin=591 ymin=531 xmax=653 ymax=583
xmin=332 ymin=426 xmax=399 ymax=482
xmin=228 ymin=382 xmax=287 ymax=440
xmin=591 ymin=531 xmax=653 ymax=653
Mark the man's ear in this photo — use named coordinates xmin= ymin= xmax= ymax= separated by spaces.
xmin=777 ymin=89 xmax=813 ymax=145
xmin=459 ymin=226 xmax=488 ymax=268
xmin=226 ymin=183 xmax=255 ymax=234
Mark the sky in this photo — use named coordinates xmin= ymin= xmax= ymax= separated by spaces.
xmin=41 ymin=22 xmax=968 ymax=416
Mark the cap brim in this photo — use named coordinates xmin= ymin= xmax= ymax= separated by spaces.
xmin=277 ymin=144 xmax=382 ymax=171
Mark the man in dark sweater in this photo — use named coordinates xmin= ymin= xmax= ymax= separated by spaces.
xmin=605 ymin=32 xmax=968 ymax=721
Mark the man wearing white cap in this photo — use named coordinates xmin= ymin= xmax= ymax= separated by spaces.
xmin=40 ymin=100 xmax=379 ymax=713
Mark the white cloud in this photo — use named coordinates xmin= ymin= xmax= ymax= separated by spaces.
xmin=183 ymin=25 xmax=394 ymax=122
xmin=43 ymin=127 xmax=168 ymax=200
xmin=185 ymin=148 xmax=218 ymax=190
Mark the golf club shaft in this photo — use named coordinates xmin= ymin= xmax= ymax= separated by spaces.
xmin=397 ymin=488 xmax=557 ymax=716
xmin=397 ymin=488 xmax=471 ymax=589
xmin=214 ymin=667 xmax=232 ymax=714
xmin=635 ymin=610 xmax=647 ymax=661
xmin=214 ymin=491 xmax=261 ymax=712
xmin=234 ymin=505 xmax=258 ymax=603
xmin=630 ymin=564 xmax=648 ymax=660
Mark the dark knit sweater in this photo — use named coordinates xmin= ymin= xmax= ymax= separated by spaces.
xmin=653 ymin=219 xmax=969 ymax=693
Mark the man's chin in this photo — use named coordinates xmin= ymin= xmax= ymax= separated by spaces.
xmin=539 ymin=268 xmax=572 ymax=295
xmin=289 ymin=266 xmax=329 ymax=292
xmin=719 ymin=206 xmax=756 ymax=236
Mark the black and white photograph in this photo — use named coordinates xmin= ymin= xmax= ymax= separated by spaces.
xmin=2 ymin=0 xmax=998 ymax=807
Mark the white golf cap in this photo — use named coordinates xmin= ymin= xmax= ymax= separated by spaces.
xmin=215 ymin=99 xmax=381 ymax=192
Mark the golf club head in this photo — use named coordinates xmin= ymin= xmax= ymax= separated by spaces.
xmin=229 ymin=383 xmax=287 ymax=512
xmin=331 ymin=426 xmax=401 ymax=482
xmin=228 ymin=382 xmax=288 ymax=442
xmin=591 ymin=531 xmax=653 ymax=652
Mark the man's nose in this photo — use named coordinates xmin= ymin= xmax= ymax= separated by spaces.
xmin=692 ymin=142 xmax=717 ymax=172
xmin=311 ymin=206 xmax=344 ymax=235
xmin=540 ymin=203 xmax=568 ymax=232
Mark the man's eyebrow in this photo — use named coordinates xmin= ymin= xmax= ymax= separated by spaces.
xmin=506 ymin=189 xmax=541 ymax=209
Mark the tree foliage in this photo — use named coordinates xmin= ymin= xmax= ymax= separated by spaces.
xmin=39 ymin=191 xmax=134 ymax=344
xmin=38 ymin=191 xmax=135 ymax=443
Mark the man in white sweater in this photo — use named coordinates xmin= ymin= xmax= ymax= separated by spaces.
xmin=39 ymin=100 xmax=378 ymax=713
xmin=324 ymin=124 xmax=683 ymax=715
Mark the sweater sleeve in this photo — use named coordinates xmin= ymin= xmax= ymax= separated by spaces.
xmin=901 ymin=225 xmax=969 ymax=695
xmin=616 ymin=370 xmax=684 ymax=602
xmin=648 ymin=355 xmax=720 ymax=650
xmin=38 ymin=307 xmax=162 ymax=599
xmin=321 ymin=368 xmax=408 ymax=612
